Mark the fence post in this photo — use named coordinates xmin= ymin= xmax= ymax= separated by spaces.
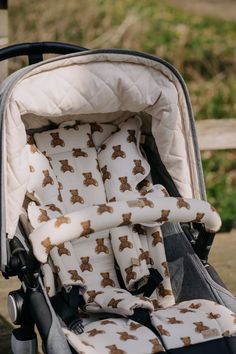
xmin=0 ymin=0 xmax=8 ymax=82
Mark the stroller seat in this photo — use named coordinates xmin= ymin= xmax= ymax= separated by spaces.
xmin=25 ymin=116 xmax=236 ymax=354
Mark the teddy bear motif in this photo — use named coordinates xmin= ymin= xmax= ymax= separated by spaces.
xmin=42 ymin=151 xmax=53 ymax=169
xmin=87 ymin=329 xmax=105 ymax=337
xmin=80 ymin=220 xmax=94 ymax=237
xmin=68 ymin=270 xmax=84 ymax=283
xmin=57 ymin=190 xmax=63 ymax=202
xmin=181 ymin=337 xmax=191 ymax=347
xmin=151 ymin=299 xmax=159 ymax=311
xmin=161 ymin=188 xmax=169 ymax=197
xmin=38 ymin=208 xmax=50 ymax=223
xmin=95 ymin=238 xmax=109 ymax=254
xmin=70 ymin=189 xmax=84 ymax=204
xmin=100 ymin=320 xmax=117 ymax=325
xmin=119 ymin=213 xmax=132 ymax=226
xmin=137 ymin=197 xmax=154 ymax=208
xmin=127 ymin=129 xmax=137 ymax=144
xmin=105 ymin=345 xmax=126 ymax=354
xmin=189 ymin=303 xmax=202 ymax=309
xmin=41 ymin=237 xmax=53 ymax=255
xmin=107 ymin=298 xmax=124 ymax=308
xmin=161 ymin=261 xmax=169 ymax=277
xmin=119 ymin=177 xmax=132 ymax=192
xmin=59 ymin=160 xmax=74 ymax=173
xmin=156 ymin=325 xmax=171 ymax=336
xmin=101 ymin=165 xmax=111 ymax=183
xmin=179 ymin=308 xmax=194 ymax=314
xmin=193 ymin=322 xmax=210 ymax=333
xmin=45 ymin=203 xmax=62 ymax=214
xmin=129 ymin=322 xmax=142 ymax=331
xmin=100 ymin=272 xmax=115 ymax=287
xmin=83 ymin=172 xmax=98 ymax=187
xmin=167 ymin=317 xmax=183 ymax=324
xmin=54 ymin=216 xmax=71 ymax=228
xmin=139 ymin=248 xmax=154 ymax=265
xmin=100 ymin=143 xmax=107 ymax=151
xmin=90 ymin=122 xmax=103 ymax=133
xmin=176 ymin=197 xmax=191 ymax=210
xmin=158 ymin=284 xmax=172 ymax=298
xmin=72 ymin=148 xmax=88 ymax=158
xmin=151 ymin=230 xmax=163 ymax=246
xmin=208 ymin=312 xmax=221 ymax=320
xmin=125 ymin=266 xmax=137 ymax=284
xmin=119 ymin=236 xmax=133 ymax=252
xmin=80 ymin=256 xmax=93 ymax=272
xmin=26 ymin=191 xmax=41 ymax=205
xmin=192 ymin=212 xmax=205 ymax=223
xmin=86 ymin=133 xmax=95 ymax=147
xmin=57 ymin=243 xmax=71 ymax=256
xmin=156 ymin=209 xmax=170 ymax=222
xmin=54 ymin=265 xmax=61 ymax=274
xmin=117 ymin=331 xmax=137 ymax=341
xmin=42 ymin=169 xmax=54 ymax=187
xmin=149 ymin=338 xmax=165 ymax=353
xmin=132 ymin=224 xmax=147 ymax=235
xmin=29 ymin=165 xmax=35 ymax=173
xmin=132 ymin=160 xmax=145 ymax=175
xmin=50 ymin=132 xmax=65 ymax=148
xmin=109 ymin=197 xmax=116 ymax=202
xmin=96 ymin=204 xmax=113 ymax=215
xmin=111 ymin=145 xmax=126 ymax=160
xmin=96 ymin=158 xmax=100 ymax=172
xmin=87 ymin=290 xmax=104 ymax=303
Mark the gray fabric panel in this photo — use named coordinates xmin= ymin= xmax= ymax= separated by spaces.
xmin=162 ymin=222 xmax=236 ymax=313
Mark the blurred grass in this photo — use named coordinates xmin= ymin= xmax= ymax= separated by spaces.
xmin=8 ymin=0 xmax=236 ymax=231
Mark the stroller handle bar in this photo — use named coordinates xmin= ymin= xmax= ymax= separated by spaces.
xmin=0 ymin=41 xmax=88 ymax=65
xmin=29 ymin=196 xmax=222 ymax=263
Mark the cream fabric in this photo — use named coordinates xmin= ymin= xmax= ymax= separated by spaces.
xmin=3 ymin=53 xmax=203 ymax=237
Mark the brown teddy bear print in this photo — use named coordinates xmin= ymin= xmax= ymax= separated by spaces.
xmin=29 ymin=165 xmax=35 ymax=173
xmin=37 ymin=208 xmax=50 ymax=223
xmin=87 ymin=329 xmax=105 ymax=337
xmin=137 ymin=197 xmax=154 ymax=208
xmin=57 ymin=242 xmax=71 ymax=256
xmin=54 ymin=216 xmax=71 ymax=228
xmin=189 ymin=303 xmax=202 ymax=309
xmin=105 ymin=345 xmax=126 ymax=354
xmin=119 ymin=213 xmax=132 ymax=226
xmin=132 ymin=224 xmax=147 ymax=235
xmin=139 ymin=248 xmax=153 ymax=265
xmin=161 ymin=188 xmax=169 ymax=197
xmin=72 ymin=148 xmax=88 ymax=158
xmin=100 ymin=272 xmax=115 ymax=287
xmin=42 ymin=169 xmax=54 ymax=187
xmin=96 ymin=203 xmax=113 ymax=215
xmin=57 ymin=190 xmax=63 ymax=203
xmin=107 ymin=298 xmax=124 ymax=308
xmin=119 ymin=236 xmax=133 ymax=251
xmin=68 ymin=270 xmax=84 ymax=283
xmin=149 ymin=338 xmax=164 ymax=353
xmin=119 ymin=177 xmax=132 ymax=192
xmin=70 ymin=189 xmax=84 ymax=204
xmin=83 ymin=172 xmax=98 ymax=187
xmin=87 ymin=290 xmax=104 ymax=303
xmin=192 ymin=212 xmax=205 ymax=223
xmin=132 ymin=160 xmax=145 ymax=175
xmin=167 ymin=317 xmax=183 ymax=324
xmin=151 ymin=230 xmax=163 ymax=246
xmin=41 ymin=237 xmax=53 ymax=255
xmin=109 ymin=197 xmax=116 ymax=202
xmin=208 ymin=312 xmax=221 ymax=320
xmin=125 ymin=266 xmax=137 ymax=284
xmin=45 ymin=203 xmax=62 ymax=214
xmin=179 ymin=308 xmax=194 ymax=314
xmin=181 ymin=337 xmax=191 ymax=347
xmin=26 ymin=191 xmax=41 ymax=205
xmin=95 ymin=238 xmax=109 ymax=254
xmin=50 ymin=132 xmax=65 ymax=148
xmin=156 ymin=209 xmax=170 ymax=222
xmin=127 ymin=129 xmax=137 ymax=144
xmin=59 ymin=160 xmax=74 ymax=173
xmin=158 ymin=284 xmax=172 ymax=298
xmin=193 ymin=322 xmax=209 ymax=333
xmin=156 ymin=325 xmax=171 ymax=337
xmin=90 ymin=122 xmax=103 ymax=133
xmin=176 ymin=197 xmax=191 ymax=210
xmin=100 ymin=320 xmax=117 ymax=325
xmin=80 ymin=257 xmax=93 ymax=272
xmin=117 ymin=331 xmax=137 ymax=341
xmin=129 ymin=322 xmax=142 ymax=331
xmin=86 ymin=133 xmax=95 ymax=147
xmin=111 ymin=145 xmax=126 ymax=160
xmin=151 ymin=299 xmax=159 ymax=311
xmin=101 ymin=165 xmax=111 ymax=183
xmin=161 ymin=261 xmax=169 ymax=277
xmin=80 ymin=220 xmax=94 ymax=237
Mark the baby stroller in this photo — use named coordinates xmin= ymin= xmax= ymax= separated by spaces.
xmin=0 ymin=42 xmax=236 ymax=354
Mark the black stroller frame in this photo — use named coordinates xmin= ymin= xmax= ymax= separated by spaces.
xmin=0 ymin=42 xmax=235 ymax=354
